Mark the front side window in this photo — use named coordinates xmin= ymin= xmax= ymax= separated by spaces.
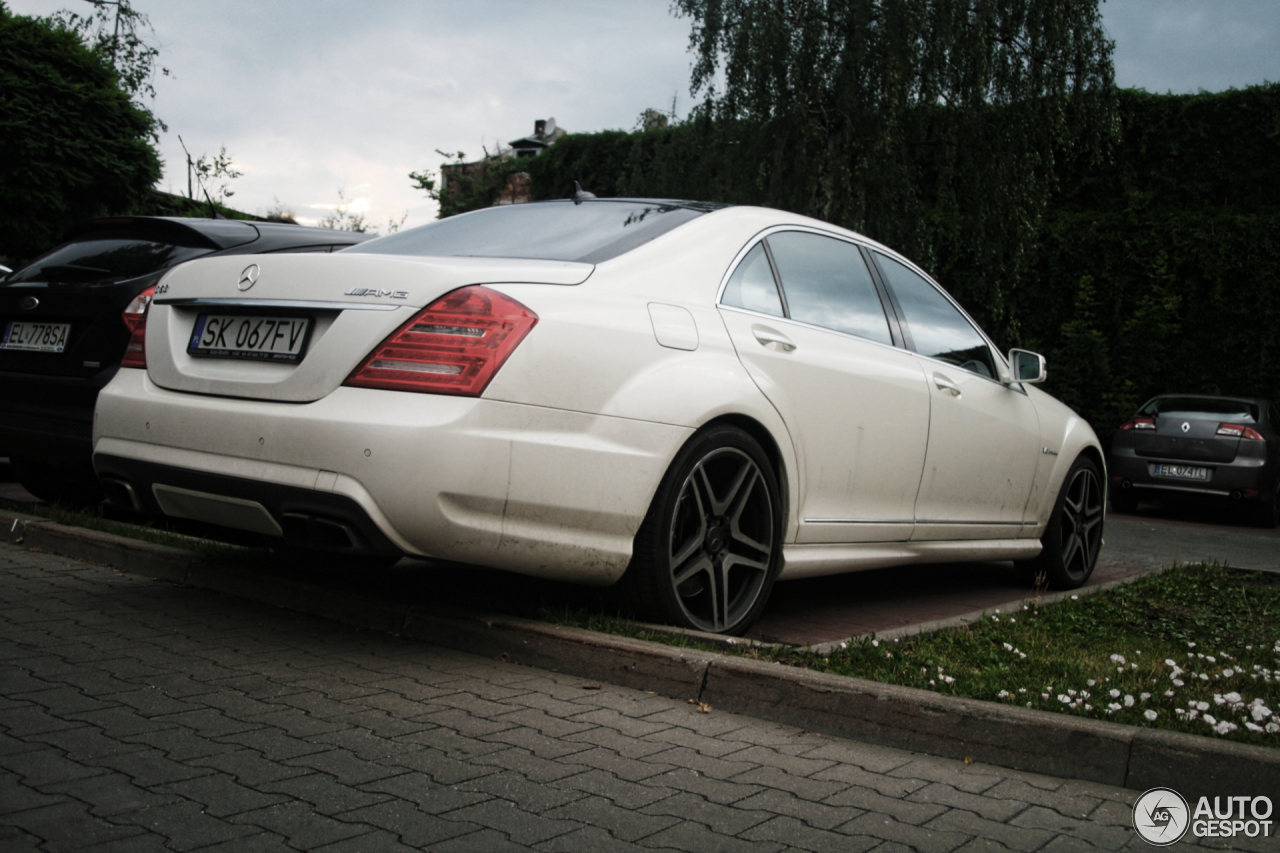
xmin=875 ymin=253 xmax=995 ymax=378
xmin=767 ymin=232 xmax=891 ymax=345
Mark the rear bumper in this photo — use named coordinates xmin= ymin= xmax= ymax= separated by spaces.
xmin=93 ymin=369 xmax=691 ymax=584
xmin=1108 ymin=446 xmax=1275 ymax=499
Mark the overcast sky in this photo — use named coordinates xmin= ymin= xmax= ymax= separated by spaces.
xmin=11 ymin=0 xmax=1280 ymax=230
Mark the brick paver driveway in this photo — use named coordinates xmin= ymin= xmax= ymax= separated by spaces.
xmin=0 ymin=542 xmax=1236 ymax=852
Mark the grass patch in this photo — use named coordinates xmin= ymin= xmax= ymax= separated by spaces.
xmin=2 ymin=497 xmax=261 ymax=562
xmin=545 ymin=564 xmax=1280 ymax=749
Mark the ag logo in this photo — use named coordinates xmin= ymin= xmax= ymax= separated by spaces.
xmin=1133 ymin=787 xmax=1189 ymax=845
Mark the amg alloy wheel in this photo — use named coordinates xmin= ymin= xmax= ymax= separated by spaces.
xmin=623 ymin=426 xmax=781 ymax=635
xmin=1018 ymin=455 xmax=1104 ymax=589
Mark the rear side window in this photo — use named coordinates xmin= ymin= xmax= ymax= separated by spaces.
xmin=721 ymin=243 xmax=784 ymax=316
xmin=349 ymin=200 xmax=708 ymax=264
xmin=767 ymin=232 xmax=891 ymax=345
xmin=1142 ymin=398 xmax=1259 ymax=422
xmin=7 ymin=238 xmax=211 ymax=284
xmin=875 ymin=253 xmax=995 ymax=378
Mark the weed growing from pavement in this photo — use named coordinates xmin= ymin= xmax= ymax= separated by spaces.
xmin=547 ymin=563 xmax=1280 ymax=749
xmin=2 ymin=497 xmax=258 ymax=562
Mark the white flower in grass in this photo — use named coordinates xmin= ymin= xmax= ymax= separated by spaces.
xmin=1087 ymin=679 xmax=1096 ymax=687
xmin=1173 ymin=679 xmax=1184 ymax=687
xmin=1003 ymin=643 xmax=1013 ymax=651
xmin=992 ymin=616 xmax=1000 ymax=622
xmin=1041 ymin=693 xmax=1049 ymax=701
xmin=872 ymin=639 xmax=880 ymax=647
xmin=1223 ymin=668 xmax=1235 ymax=678
xmin=929 ymin=680 xmax=936 ymax=687
xmin=1246 ymin=722 xmax=1264 ymax=733
xmin=1188 ymin=642 xmax=1196 ymax=648
xmin=1140 ymin=693 xmax=1151 ymax=702
xmin=1164 ymin=690 xmax=1175 ymax=698
xmin=1188 ymin=710 xmax=1199 ymax=720
xmin=1124 ymin=695 xmax=1135 ymax=707
xmin=1068 ymin=689 xmax=1077 ymax=697
xmin=1204 ymin=714 xmax=1218 ymax=725
xmin=1107 ymin=703 xmax=1121 ymax=712
xmin=1199 ymin=674 xmax=1210 ymax=681
xmin=1206 ymin=656 xmax=1216 ymax=663
xmin=998 ymin=690 xmax=1010 ymax=698
xmin=1214 ymin=721 xmax=1238 ymax=735
xmin=1058 ymin=695 xmax=1071 ymax=704
xmin=1251 ymin=703 xmax=1273 ymax=722
xmin=943 ymin=676 xmax=954 ymax=684
xmin=1084 ymin=704 xmax=1092 ymax=711
xmin=1131 ymin=663 xmax=1139 ymax=669
xmin=1175 ymin=708 xmax=1186 ymax=717
xmin=1071 ymin=595 xmax=1078 ymax=600
xmin=1081 ymin=691 xmax=1090 ymax=700
xmin=1110 ymin=689 xmax=1121 ymax=698
xmin=1144 ymin=710 xmax=1158 ymax=721
xmin=1018 ymin=688 xmax=1027 ymax=694
xmin=1224 ymin=691 xmax=1242 ymax=704
xmin=1267 ymin=722 xmax=1280 ymax=734
xmin=1110 ymin=654 xmax=1126 ymax=664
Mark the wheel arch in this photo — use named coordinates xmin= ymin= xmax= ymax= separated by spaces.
xmin=696 ymin=412 xmax=791 ymax=536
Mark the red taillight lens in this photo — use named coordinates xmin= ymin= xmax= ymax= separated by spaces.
xmin=1217 ymin=423 xmax=1264 ymax=440
xmin=120 ymin=285 xmax=156 ymax=369
xmin=1119 ymin=417 xmax=1156 ymax=431
xmin=343 ymin=285 xmax=537 ymax=396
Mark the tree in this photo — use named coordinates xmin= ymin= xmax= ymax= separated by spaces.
xmin=46 ymin=0 xmax=167 ymax=106
xmin=672 ymin=0 xmax=1117 ymax=341
xmin=0 ymin=2 xmax=162 ymax=262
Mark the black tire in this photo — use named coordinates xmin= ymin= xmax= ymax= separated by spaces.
xmin=619 ymin=425 xmax=782 ymax=635
xmin=9 ymin=455 xmax=104 ymax=506
xmin=1247 ymin=490 xmax=1279 ymax=529
xmin=1017 ymin=455 xmax=1105 ymax=590
xmin=1109 ymin=486 xmax=1139 ymax=515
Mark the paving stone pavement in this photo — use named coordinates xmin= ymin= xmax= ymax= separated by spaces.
xmin=0 ymin=542 xmax=1266 ymax=852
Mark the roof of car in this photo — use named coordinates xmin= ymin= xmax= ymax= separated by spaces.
xmin=64 ymin=216 xmax=372 ymax=251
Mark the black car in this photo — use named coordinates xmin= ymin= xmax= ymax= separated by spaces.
xmin=0 ymin=216 xmax=371 ymax=503
xmin=1108 ymin=394 xmax=1279 ymax=527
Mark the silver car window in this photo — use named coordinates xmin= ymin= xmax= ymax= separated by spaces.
xmin=768 ymin=232 xmax=891 ymax=345
xmin=875 ymin=253 xmax=995 ymax=378
xmin=721 ymin=243 xmax=784 ymax=316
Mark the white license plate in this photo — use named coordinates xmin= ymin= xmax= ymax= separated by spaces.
xmin=188 ymin=314 xmax=312 ymax=363
xmin=1151 ymin=463 xmax=1210 ymax=481
xmin=1 ymin=321 xmax=71 ymax=353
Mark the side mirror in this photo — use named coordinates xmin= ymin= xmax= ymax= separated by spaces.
xmin=1008 ymin=349 xmax=1047 ymax=384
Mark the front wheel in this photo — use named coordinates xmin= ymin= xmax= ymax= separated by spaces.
xmin=620 ymin=425 xmax=782 ymax=635
xmin=1017 ymin=455 xmax=1104 ymax=589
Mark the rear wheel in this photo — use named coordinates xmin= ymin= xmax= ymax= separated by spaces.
xmin=1109 ymin=486 xmax=1139 ymax=515
xmin=1017 ymin=455 xmax=1104 ymax=590
xmin=1247 ymin=490 xmax=1279 ymax=529
xmin=9 ymin=456 xmax=104 ymax=507
xmin=620 ymin=425 xmax=782 ymax=635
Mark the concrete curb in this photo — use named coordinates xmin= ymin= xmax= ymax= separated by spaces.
xmin=4 ymin=508 xmax=1276 ymax=800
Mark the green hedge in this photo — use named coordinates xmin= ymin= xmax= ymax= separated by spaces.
xmin=513 ymin=85 xmax=1280 ymax=434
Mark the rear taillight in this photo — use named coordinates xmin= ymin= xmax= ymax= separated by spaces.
xmin=120 ymin=285 xmax=156 ymax=369
xmin=343 ymin=285 xmax=537 ymax=396
xmin=1119 ymin=417 xmax=1156 ymax=431
xmin=1217 ymin=423 xmax=1264 ymax=440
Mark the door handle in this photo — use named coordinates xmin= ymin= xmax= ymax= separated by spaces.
xmin=751 ymin=326 xmax=796 ymax=352
xmin=933 ymin=372 xmax=961 ymax=397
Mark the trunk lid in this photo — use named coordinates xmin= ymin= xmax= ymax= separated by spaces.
xmin=144 ymin=253 xmax=591 ymax=402
xmin=1133 ymin=416 xmax=1240 ymax=463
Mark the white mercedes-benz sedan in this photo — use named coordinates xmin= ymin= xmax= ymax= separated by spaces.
xmin=92 ymin=199 xmax=1104 ymax=635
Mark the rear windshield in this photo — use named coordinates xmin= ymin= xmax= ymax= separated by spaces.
xmin=348 ymin=200 xmax=710 ymax=264
xmin=7 ymin=237 xmax=211 ymax=284
xmin=1142 ymin=397 xmax=1258 ymax=423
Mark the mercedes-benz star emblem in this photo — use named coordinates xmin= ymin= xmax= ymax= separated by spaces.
xmin=19 ymin=296 xmax=38 ymax=310
xmin=1181 ymin=421 xmax=1191 ymax=433
xmin=237 ymin=264 xmax=260 ymax=291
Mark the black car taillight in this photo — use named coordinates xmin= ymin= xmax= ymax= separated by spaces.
xmin=343 ymin=285 xmax=537 ymax=397
xmin=120 ymin=285 xmax=156 ymax=369
xmin=1216 ymin=423 xmax=1264 ymax=440
xmin=1118 ymin=417 xmax=1156 ymax=431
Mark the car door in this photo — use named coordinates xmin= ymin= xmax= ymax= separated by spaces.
xmin=870 ymin=252 xmax=1042 ymax=540
xmin=718 ymin=231 xmax=931 ymax=544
